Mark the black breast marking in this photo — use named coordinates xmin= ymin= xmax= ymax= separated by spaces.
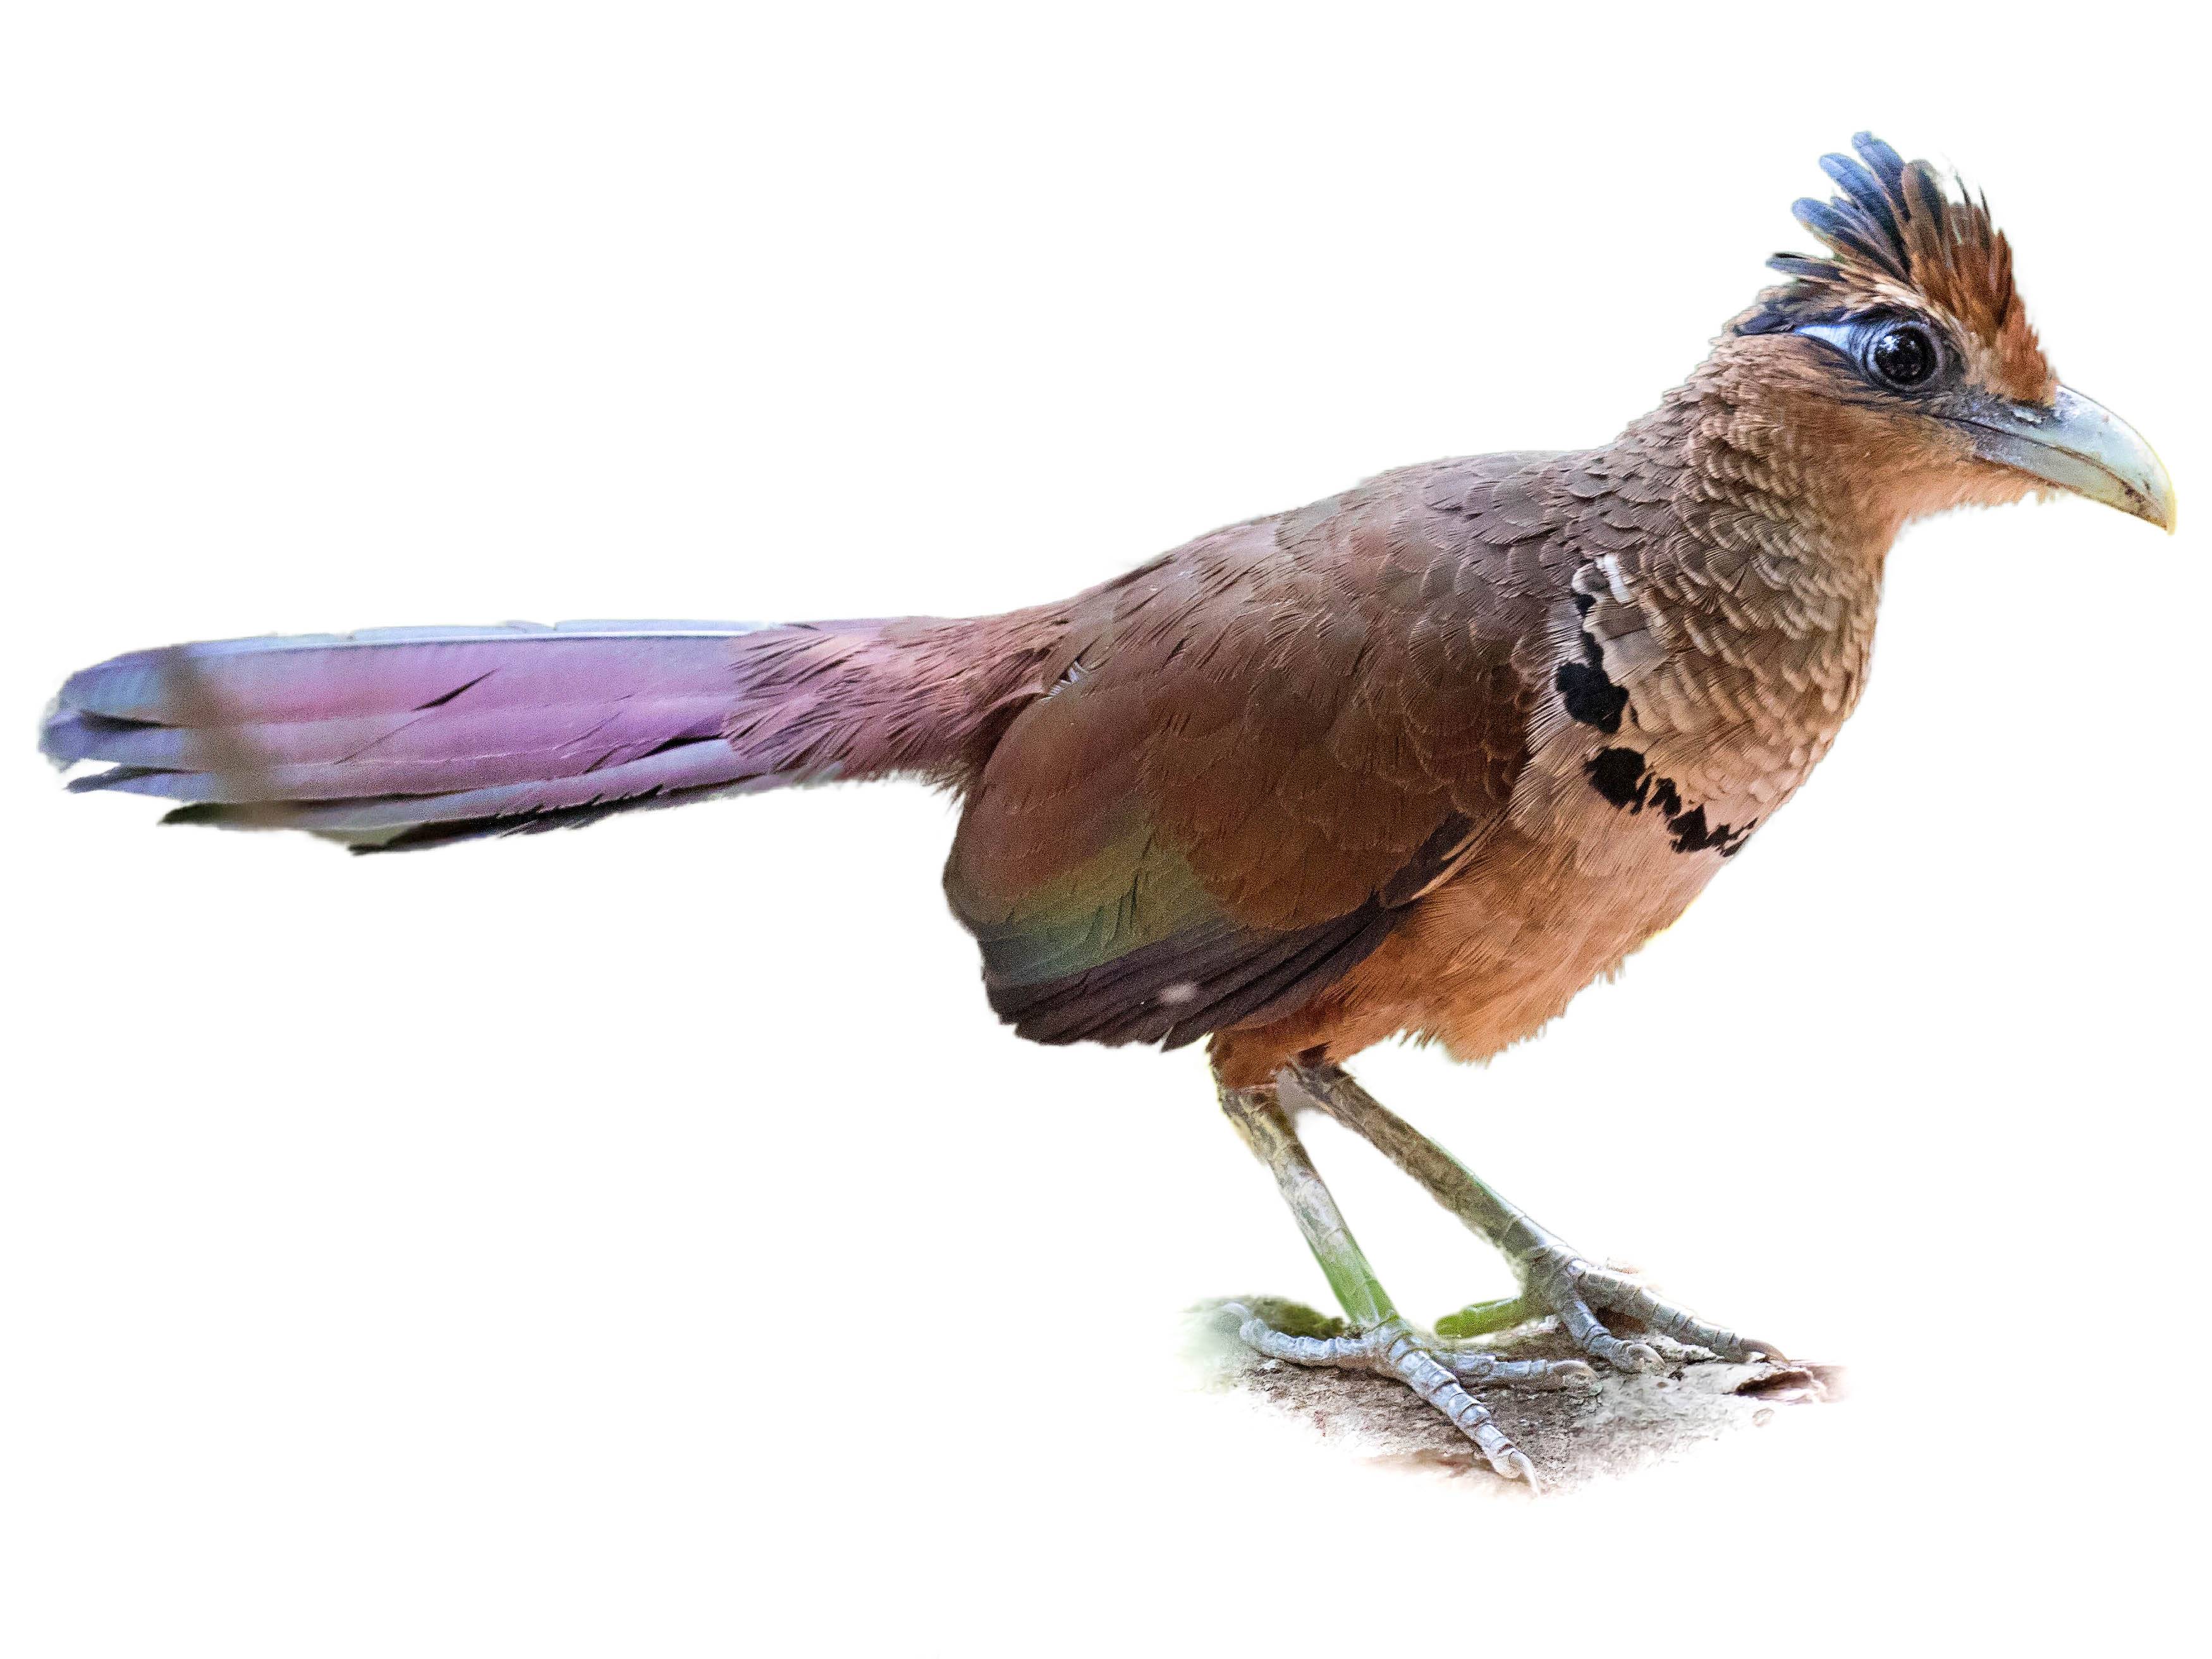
xmin=1555 ymin=618 xmax=1629 ymax=736
xmin=1585 ymin=746 xmax=1756 ymax=858
xmin=1555 ymin=660 xmax=1627 ymax=735
xmin=1586 ymin=746 xmax=1648 ymax=807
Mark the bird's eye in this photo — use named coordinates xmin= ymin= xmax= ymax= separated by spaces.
xmin=1869 ymin=322 xmax=1938 ymax=389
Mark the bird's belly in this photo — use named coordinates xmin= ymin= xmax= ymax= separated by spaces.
xmin=1207 ymin=820 xmax=1720 ymax=1084
xmin=1390 ymin=825 xmax=1719 ymax=1055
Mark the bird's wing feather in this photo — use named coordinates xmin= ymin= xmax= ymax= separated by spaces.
xmin=945 ymin=454 xmax=1563 ymax=1048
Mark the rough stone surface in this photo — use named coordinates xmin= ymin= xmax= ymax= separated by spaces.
xmin=1188 ymin=1297 xmax=1843 ymax=1491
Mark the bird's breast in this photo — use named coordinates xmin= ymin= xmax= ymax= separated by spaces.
xmin=1511 ymin=551 xmax=1879 ymax=879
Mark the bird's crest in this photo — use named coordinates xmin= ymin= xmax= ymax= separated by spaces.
xmin=1738 ymin=133 xmax=2052 ymax=401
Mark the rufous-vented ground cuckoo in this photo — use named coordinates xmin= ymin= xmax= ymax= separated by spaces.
xmin=41 ymin=136 xmax=2175 ymax=1485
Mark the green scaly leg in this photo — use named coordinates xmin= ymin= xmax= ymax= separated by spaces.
xmin=1281 ymin=1061 xmax=1785 ymax=1371
xmin=1217 ymin=1082 xmax=1591 ymax=1487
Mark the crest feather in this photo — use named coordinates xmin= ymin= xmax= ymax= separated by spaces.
xmin=1736 ymin=133 xmax=2051 ymax=400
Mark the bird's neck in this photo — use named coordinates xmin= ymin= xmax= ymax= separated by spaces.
xmin=1631 ymin=364 xmax=1912 ymax=566
xmin=1565 ymin=370 xmax=1898 ymax=807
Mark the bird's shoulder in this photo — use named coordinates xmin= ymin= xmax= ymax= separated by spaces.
xmin=948 ymin=451 xmax=1582 ymax=937
xmin=1044 ymin=447 xmax=1582 ymax=699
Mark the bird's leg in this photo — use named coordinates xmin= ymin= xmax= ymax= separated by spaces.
xmin=1217 ymin=1082 xmax=1589 ymax=1486
xmin=1281 ymin=1061 xmax=1783 ymax=1373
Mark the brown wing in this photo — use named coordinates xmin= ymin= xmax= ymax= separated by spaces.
xmin=943 ymin=453 xmax=1567 ymax=1048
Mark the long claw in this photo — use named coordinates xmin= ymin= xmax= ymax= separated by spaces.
xmin=1574 ymin=1264 xmax=1776 ymax=1364
xmin=1512 ymin=1253 xmax=1769 ymax=1372
xmin=1501 ymin=1449 xmax=1541 ymax=1491
xmin=1546 ymin=1358 xmax=1598 ymax=1388
xmin=1230 ymin=1311 xmax=1543 ymax=1481
xmin=1232 ymin=1310 xmax=1378 ymax=1368
xmin=1544 ymin=1277 xmax=1663 ymax=1373
xmin=1445 ymin=1351 xmax=1595 ymax=1390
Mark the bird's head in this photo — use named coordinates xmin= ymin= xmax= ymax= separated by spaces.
xmin=1721 ymin=133 xmax=2174 ymax=537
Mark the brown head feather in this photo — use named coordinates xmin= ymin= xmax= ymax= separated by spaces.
xmin=1735 ymin=133 xmax=2053 ymax=403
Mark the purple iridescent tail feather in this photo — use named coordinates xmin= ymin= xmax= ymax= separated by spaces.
xmin=41 ymin=615 xmax=1028 ymax=850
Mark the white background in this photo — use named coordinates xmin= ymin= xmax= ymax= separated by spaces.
xmin=4 ymin=4 xmax=2204 ymax=1654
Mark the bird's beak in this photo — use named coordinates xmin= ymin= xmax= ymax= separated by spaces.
xmin=1959 ymin=387 xmax=2177 ymax=532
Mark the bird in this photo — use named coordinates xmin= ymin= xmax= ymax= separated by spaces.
xmin=40 ymin=135 xmax=2175 ymax=1486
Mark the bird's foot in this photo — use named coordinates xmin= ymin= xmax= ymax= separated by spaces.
xmin=1443 ymin=1249 xmax=1785 ymax=1374
xmin=1223 ymin=1302 xmax=1591 ymax=1487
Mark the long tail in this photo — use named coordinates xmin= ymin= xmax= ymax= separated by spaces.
xmin=41 ymin=615 xmax=1043 ymax=850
